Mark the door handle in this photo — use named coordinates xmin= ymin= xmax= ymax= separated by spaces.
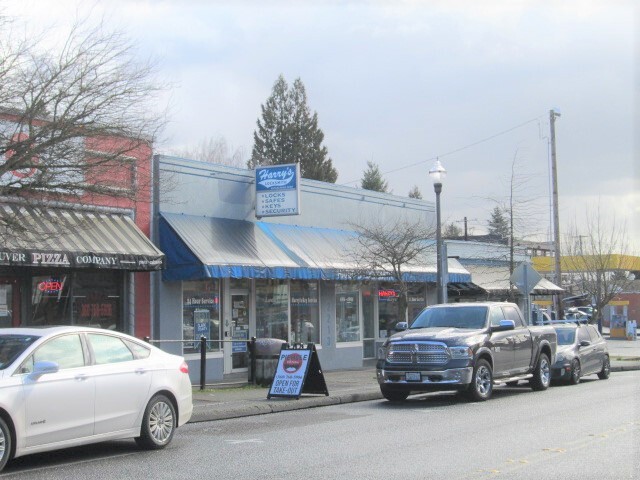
xmin=75 ymin=374 xmax=88 ymax=381
xmin=135 ymin=368 xmax=146 ymax=375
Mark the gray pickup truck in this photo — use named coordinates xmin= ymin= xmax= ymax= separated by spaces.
xmin=376 ymin=302 xmax=557 ymax=401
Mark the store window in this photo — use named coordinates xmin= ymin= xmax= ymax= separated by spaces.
xmin=182 ymin=280 xmax=221 ymax=354
xmin=31 ymin=274 xmax=72 ymax=326
xmin=73 ymin=271 xmax=122 ymax=330
xmin=290 ymin=280 xmax=319 ymax=344
xmin=378 ymin=284 xmax=399 ymax=339
xmin=256 ymin=279 xmax=289 ymax=341
xmin=336 ymin=283 xmax=360 ymax=343
xmin=407 ymin=285 xmax=426 ymax=324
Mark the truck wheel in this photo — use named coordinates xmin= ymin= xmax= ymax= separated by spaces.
xmin=569 ymin=359 xmax=581 ymax=385
xmin=380 ymin=387 xmax=409 ymax=402
xmin=530 ymin=353 xmax=551 ymax=391
xmin=465 ymin=359 xmax=493 ymax=401
xmin=597 ymin=356 xmax=610 ymax=380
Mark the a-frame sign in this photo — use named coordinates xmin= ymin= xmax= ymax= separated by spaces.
xmin=267 ymin=343 xmax=329 ymax=399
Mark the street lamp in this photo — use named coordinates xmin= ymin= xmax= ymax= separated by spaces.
xmin=429 ymin=159 xmax=447 ymax=304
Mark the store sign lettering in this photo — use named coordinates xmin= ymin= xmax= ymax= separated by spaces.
xmin=31 ymin=252 xmax=71 ymax=266
xmin=257 ymin=167 xmax=295 ymax=189
xmin=0 ymin=252 xmax=27 ymax=263
xmin=378 ymin=289 xmax=398 ymax=298
xmin=75 ymin=255 xmax=117 ymax=266
xmin=38 ymin=281 xmax=63 ymax=292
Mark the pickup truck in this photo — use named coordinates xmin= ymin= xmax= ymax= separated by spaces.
xmin=376 ymin=302 xmax=557 ymax=401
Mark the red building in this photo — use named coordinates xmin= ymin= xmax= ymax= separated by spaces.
xmin=0 ymin=112 xmax=162 ymax=337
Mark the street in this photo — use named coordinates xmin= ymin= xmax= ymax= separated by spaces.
xmin=3 ymin=371 xmax=639 ymax=480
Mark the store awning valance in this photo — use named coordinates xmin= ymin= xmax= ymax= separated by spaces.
xmin=0 ymin=204 xmax=164 ymax=271
xmin=160 ymin=213 xmax=472 ymax=283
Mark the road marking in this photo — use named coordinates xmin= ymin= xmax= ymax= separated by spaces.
xmin=226 ymin=439 xmax=264 ymax=445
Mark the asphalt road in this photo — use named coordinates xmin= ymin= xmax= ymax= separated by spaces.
xmin=3 ymin=371 xmax=639 ymax=480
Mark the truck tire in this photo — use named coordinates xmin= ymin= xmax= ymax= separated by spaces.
xmin=597 ymin=356 xmax=610 ymax=380
xmin=465 ymin=359 xmax=493 ymax=401
xmin=529 ymin=353 xmax=551 ymax=391
xmin=380 ymin=386 xmax=409 ymax=402
xmin=569 ymin=359 xmax=581 ymax=385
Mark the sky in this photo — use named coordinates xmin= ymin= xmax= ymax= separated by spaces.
xmin=3 ymin=0 xmax=639 ymax=251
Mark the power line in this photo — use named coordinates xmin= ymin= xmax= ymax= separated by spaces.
xmin=341 ymin=115 xmax=544 ymax=186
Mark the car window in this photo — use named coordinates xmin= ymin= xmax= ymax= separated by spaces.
xmin=0 ymin=334 xmax=40 ymax=370
xmin=124 ymin=339 xmax=151 ymax=359
xmin=577 ymin=326 xmax=591 ymax=343
xmin=489 ymin=307 xmax=505 ymax=327
xmin=22 ymin=334 xmax=85 ymax=373
xmin=501 ymin=306 xmax=524 ymax=327
xmin=88 ymin=334 xmax=134 ymax=365
xmin=555 ymin=328 xmax=576 ymax=345
xmin=587 ymin=325 xmax=602 ymax=342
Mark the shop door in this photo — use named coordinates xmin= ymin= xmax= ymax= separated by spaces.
xmin=226 ymin=293 xmax=250 ymax=372
xmin=362 ymin=288 xmax=376 ymax=358
xmin=0 ymin=278 xmax=20 ymax=328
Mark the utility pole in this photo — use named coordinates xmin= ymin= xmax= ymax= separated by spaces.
xmin=550 ymin=109 xmax=562 ymax=318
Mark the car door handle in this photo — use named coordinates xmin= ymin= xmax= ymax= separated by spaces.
xmin=135 ymin=368 xmax=147 ymax=375
xmin=75 ymin=374 xmax=89 ymax=382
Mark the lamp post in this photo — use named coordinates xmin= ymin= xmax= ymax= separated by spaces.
xmin=429 ymin=159 xmax=447 ymax=304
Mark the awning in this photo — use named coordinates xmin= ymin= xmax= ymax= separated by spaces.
xmin=464 ymin=264 xmax=563 ymax=295
xmin=0 ymin=204 xmax=164 ymax=271
xmin=160 ymin=213 xmax=472 ymax=282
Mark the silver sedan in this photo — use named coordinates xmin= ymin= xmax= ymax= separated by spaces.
xmin=0 ymin=326 xmax=193 ymax=472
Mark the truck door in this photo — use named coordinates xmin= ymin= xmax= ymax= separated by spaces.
xmin=503 ymin=305 xmax=533 ymax=374
xmin=488 ymin=306 xmax=514 ymax=375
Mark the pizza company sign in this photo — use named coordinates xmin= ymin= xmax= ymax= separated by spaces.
xmin=0 ymin=250 xmax=118 ymax=267
xmin=270 ymin=350 xmax=310 ymax=396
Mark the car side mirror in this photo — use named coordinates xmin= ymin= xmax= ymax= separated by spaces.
xmin=30 ymin=360 xmax=60 ymax=379
xmin=579 ymin=340 xmax=591 ymax=348
xmin=395 ymin=322 xmax=408 ymax=332
xmin=492 ymin=320 xmax=515 ymax=332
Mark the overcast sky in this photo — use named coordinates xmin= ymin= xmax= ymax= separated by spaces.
xmin=4 ymin=0 xmax=639 ymax=251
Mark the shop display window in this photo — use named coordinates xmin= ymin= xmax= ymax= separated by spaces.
xmin=30 ymin=275 xmax=72 ymax=326
xmin=378 ymin=284 xmax=399 ymax=338
xmin=290 ymin=280 xmax=319 ymax=344
xmin=407 ymin=285 xmax=426 ymax=324
xmin=256 ymin=279 xmax=289 ymax=341
xmin=182 ymin=280 xmax=221 ymax=354
xmin=72 ymin=271 xmax=122 ymax=330
xmin=336 ymin=283 xmax=360 ymax=343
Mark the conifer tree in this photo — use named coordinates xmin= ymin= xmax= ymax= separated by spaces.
xmin=249 ymin=75 xmax=337 ymax=182
xmin=408 ymin=185 xmax=422 ymax=199
xmin=487 ymin=206 xmax=509 ymax=239
xmin=361 ymin=161 xmax=388 ymax=193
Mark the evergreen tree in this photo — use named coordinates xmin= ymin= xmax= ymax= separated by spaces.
xmin=443 ymin=223 xmax=462 ymax=238
xmin=487 ymin=206 xmax=509 ymax=239
xmin=248 ymin=75 xmax=338 ymax=182
xmin=361 ymin=161 xmax=389 ymax=192
xmin=408 ymin=185 xmax=422 ymax=199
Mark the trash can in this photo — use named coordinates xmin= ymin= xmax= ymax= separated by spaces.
xmin=253 ymin=338 xmax=286 ymax=386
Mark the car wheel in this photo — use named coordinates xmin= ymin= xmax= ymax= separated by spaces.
xmin=135 ymin=394 xmax=176 ymax=450
xmin=465 ymin=359 xmax=493 ymax=401
xmin=569 ymin=359 xmax=581 ymax=385
xmin=597 ymin=356 xmax=611 ymax=380
xmin=380 ymin=387 xmax=409 ymax=402
xmin=0 ymin=417 xmax=12 ymax=473
xmin=530 ymin=353 xmax=551 ymax=391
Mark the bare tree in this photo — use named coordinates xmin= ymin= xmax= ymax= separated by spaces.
xmin=346 ymin=217 xmax=436 ymax=331
xmin=563 ymin=204 xmax=635 ymax=331
xmin=171 ymin=135 xmax=245 ymax=167
xmin=0 ymin=15 xmax=166 ymax=234
xmin=443 ymin=222 xmax=462 ymax=239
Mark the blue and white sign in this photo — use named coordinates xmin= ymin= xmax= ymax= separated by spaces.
xmin=255 ymin=163 xmax=301 ymax=217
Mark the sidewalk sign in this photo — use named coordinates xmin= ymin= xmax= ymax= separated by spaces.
xmin=267 ymin=343 xmax=329 ymax=399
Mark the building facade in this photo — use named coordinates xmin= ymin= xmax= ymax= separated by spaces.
xmin=152 ymin=155 xmax=472 ymax=381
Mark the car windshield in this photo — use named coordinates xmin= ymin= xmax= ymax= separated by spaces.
xmin=555 ymin=328 xmax=576 ymax=345
xmin=0 ymin=334 xmax=40 ymax=369
xmin=410 ymin=306 xmax=488 ymax=330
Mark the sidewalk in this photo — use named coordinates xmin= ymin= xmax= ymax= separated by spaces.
xmin=190 ymin=335 xmax=640 ymax=423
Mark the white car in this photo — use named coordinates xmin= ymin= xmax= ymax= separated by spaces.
xmin=0 ymin=326 xmax=193 ymax=472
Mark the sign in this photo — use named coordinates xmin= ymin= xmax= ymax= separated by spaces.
xmin=255 ymin=163 xmax=301 ymax=218
xmin=232 ymin=329 xmax=248 ymax=353
xmin=510 ymin=262 xmax=542 ymax=294
xmin=267 ymin=343 xmax=329 ymax=399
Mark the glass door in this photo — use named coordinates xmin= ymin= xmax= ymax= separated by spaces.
xmin=229 ymin=293 xmax=249 ymax=371
xmin=362 ymin=287 xmax=376 ymax=358
xmin=0 ymin=277 xmax=20 ymax=328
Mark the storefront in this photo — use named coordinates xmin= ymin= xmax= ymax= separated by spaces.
xmin=153 ymin=155 xmax=472 ymax=380
xmin=0 ymin=204 xmax=164 ymax=332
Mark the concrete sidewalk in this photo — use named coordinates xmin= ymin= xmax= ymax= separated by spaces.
xmin=190 ymin=335 xmax=640 ymax=423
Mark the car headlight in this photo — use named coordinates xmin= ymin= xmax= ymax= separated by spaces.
xmin=449 ymin=346 xmax=473 ymax=359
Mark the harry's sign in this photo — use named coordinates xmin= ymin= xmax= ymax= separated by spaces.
xmin=255 ymin=163 xmax=301 ymax=218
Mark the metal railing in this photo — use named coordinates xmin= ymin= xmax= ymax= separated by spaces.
xmin=145 ymin=336 xmax=257 ymax=391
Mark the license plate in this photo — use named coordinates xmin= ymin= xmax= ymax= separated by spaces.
xmin=406 ymin=372 xmax=421 ymax=382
